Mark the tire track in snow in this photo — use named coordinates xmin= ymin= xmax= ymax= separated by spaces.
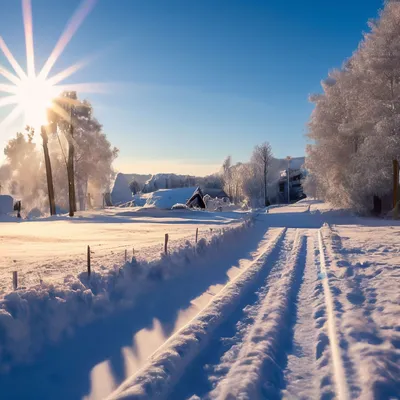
xmin=281 ymin=232 xmax=321 ymax=399
xmin=318 ymin=230 xmax=350 ymax=400
xmin=190 ymin=229 xmax=300 ymax=399
xmin=108 ymin=227 xmax=287 ymax=400
xmin=205 ymin=229 xmax=307 ymax=400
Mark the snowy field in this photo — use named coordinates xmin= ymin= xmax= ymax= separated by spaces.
xmin=0 ymin=201 xmax=399 ymax=399
xmin=0 ymin=207 xmax=242 ymax=296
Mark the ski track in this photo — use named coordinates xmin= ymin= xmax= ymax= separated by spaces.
xmin=281 ymin=232 xmax=321 ymax=400
xmin=166 ymin=228 xmax=308 ymax=400
xmin=206 ymin=229 xmax=304 ymax=400
xmin=168 ymin=228 xmax=355 ymax=400
xmin=108 ymin=227 xmax=287 ymax=400
xmin=317 ymin=230 xmax=350 ymax=400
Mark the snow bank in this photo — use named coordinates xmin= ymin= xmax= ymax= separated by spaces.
xmin=0 ymin=195 xmax=13 ymax=214
xmin=133 ymin=187 xmax=197 ymax=209
xmin=0 ymin=217 xmax=253 ymax=371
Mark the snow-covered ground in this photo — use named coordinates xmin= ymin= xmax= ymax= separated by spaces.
xmin=0 ymin=200 xmax=399 ymax=399
xmin=0 ymin=207 xmax=242 ymax=295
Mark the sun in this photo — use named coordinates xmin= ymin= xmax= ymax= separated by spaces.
xmin=14 ymin=76 xmax=58 ymax=129
xmin=0 ymin=0 xmax=100 ymax=135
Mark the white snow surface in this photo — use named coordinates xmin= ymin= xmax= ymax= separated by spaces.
xmin=0 ymin=199 xmax=399 ymax=400
xmin=132 ymin=187 xmax=197 ymax=209
xmin=0 ymin=212 xmax=251 ymax=371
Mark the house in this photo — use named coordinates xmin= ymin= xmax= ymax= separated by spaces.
xmin=278 ymin=168 xmax=306 ymax=203
xmin=186 ymin=187 xmax=206 ymax=209
xmin=201 ymin=188 xmax=229 ymax=199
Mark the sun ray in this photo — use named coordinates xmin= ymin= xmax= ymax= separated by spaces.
xmin=0 ymin=95 xmax=19 ymax=108
xmin=46 ymin=58 xmax=90 ymax=87
xmin=0 ymin=0 xmax=104 ymax=135
xmin=50 ymin=101 xmax=72 ymax=122
xmin=0 ymin=37 xmax=27 ymax=80
xmin=0 ymin=64 xmax=21 ymax=85
xmin=0 ymin=83 xmax=18 ymax=94
xmin=22 ymin=0 xmax=35 ymax=78
xmin=55 ymin=82 xmax=109 ymax=93
xmin=0 ymin=104 xmax=23 ymax=130
xmin=39 ymin=0 xmax=97 ymax=80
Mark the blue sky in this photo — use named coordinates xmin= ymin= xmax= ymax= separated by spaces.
xmin=0 ymin=0 xmax=383 ymax=175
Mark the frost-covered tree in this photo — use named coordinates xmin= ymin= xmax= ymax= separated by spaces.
xmin=221 ymin=156 xmax=233 ymax=199
xmin=306 ymin=1 xmax=400 ymax=213
xmin=219 ymin=142 xmax=276 ymax=207
xmin=1 ymin=97 xmax=118 ymax=213
xmin=251 ymin=142 xmax=273 ymax=206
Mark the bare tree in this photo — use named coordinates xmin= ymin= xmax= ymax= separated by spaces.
xmin=251 ymin=142 xmax=273 ymax=207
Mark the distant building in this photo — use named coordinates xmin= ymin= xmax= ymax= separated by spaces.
xmin=278 ymin=168 xmax=306 ymax=203
xmin=201 ymin=188 xmax=229 ymax=199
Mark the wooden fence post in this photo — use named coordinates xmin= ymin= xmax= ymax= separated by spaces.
xmin=13 ymin=271 xmax=18 ymax=290
xmin=195 ymin=228 xmax=199 ymax=244
xmin=164 ymin=233 xmax=169 ymax=255
xmin=87 ymin=245 xmax=91 ymax=277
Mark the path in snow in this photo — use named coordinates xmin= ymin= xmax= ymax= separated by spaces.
xmin=281 ymin=232 xmax=321 ymax=399
xmin=2 ymin=200 xmax=399 ymax=400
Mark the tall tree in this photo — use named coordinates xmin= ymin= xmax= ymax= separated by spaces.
xmin=41 ymin=126 xmax=56 ymax=215
xmin=251 ymin=142 xmax=273 ymax=207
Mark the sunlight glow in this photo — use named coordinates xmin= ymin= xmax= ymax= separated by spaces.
xmin=15 ymin=77 xmax=57 ymax=127
xmin=39 ymin=0 xmax=97 ymax=80
xmin=0 ymin=0 xmax=101 ymax=134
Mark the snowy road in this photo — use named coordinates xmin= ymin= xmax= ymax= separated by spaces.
xmin=0 ymin=201 xmax=399 ymax=399
xmin=111 ymin=227 xmax=349 ymax=400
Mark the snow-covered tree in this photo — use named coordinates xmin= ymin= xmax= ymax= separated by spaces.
xmin=1 ymin=96 xmax=118 ymax=213
xmin=306 ymin=1 xmax=400 ymax=213
xmin=251 ymin=142 xmax=273 ymax=206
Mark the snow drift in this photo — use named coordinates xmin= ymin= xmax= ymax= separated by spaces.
xmin=0 ymin=217 xmax=253 ymax=371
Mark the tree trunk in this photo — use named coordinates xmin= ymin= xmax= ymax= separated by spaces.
xmin=393 ymin=159 xmax=399 ymax=209
xmin=77 ymin=180 xmax=85 ymax=211
xmin=41 ymin=127 xmax=56 ymax=215
xmin=67 ymin=116 xmax=77 ymax=216
xmin=67 ymin=141 xmax=75 ymax=216
xmin=264 ymin=163 xmax=268 ymax=207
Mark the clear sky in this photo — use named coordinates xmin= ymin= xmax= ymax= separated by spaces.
xmin=0 ymin=0 xmax=383 ymax=175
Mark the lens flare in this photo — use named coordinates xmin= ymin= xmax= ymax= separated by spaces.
xmin=0 ymin=0 xmax=101 ymax=134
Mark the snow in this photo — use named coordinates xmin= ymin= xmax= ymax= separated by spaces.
xmin=0 ymin=195 xmax=13 ymax=214
xmin=111 ymin=173 xmax=133 ymax=205
xmin=133 ymin=187 xmax=197 ymax=209
xmin=0 ymin=214 xmax=252 ymax=371
xmin=0 ymin=207 xmax=242 ymax=296
xmin=142 ymin=173 xmax=192 ymax=193
xmin=0 ymin=200 xmax=399 ymax=400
